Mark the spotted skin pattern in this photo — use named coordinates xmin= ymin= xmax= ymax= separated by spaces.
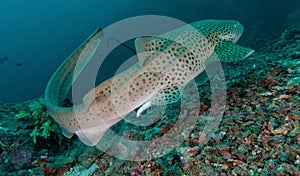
xmin=45 ymin=20 xmax=254 ymax=146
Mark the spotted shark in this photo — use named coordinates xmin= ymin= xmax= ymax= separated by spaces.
xmin=45 ymin=20 xmax=254 ymax=146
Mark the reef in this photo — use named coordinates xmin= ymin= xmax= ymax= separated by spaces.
xmin=0 ymin=27 xmax=299 ymax=175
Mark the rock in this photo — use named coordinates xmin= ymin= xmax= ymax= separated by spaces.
xmin=278 ymin=94 xmax=290 ymax=100
xmin=287 ymin=77 xmax=300 ymax=85
xmin=291 ymin=51 xmax=300 ymax=59
xmin=64 ymin=164 xmax=99 ymax=176
xmin=260 ymin=92 xmax=274 ymax=97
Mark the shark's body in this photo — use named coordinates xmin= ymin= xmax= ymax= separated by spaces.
xmin=45 ymin=20 xmax=254 ymax=146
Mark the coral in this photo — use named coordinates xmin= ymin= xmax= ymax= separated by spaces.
xmin=30 ymin=119 xmax=54 ymax=143
xmin=29 ymin=99 xmax=59 ymax=144
xmin=14 ymin=98 xmax=59 ymax=144
xmin=14 ymin=111 xmax=30 ymax=119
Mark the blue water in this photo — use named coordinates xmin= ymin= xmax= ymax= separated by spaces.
xmin=0 ymin=0 xmax=298 ymax=103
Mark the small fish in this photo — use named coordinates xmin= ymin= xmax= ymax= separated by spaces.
xmin=0 ymin=56 xmax=8 ymax=64
xmin=45 ymin=20 xmax=254 ymax=146
xmin=15 ymin=62 xmax=23 ymax=67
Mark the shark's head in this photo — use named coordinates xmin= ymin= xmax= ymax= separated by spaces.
xmin=214 ymin=20 xmax=244 ymax=43
xmin=193 ymin=20 xmax=244 ymax=45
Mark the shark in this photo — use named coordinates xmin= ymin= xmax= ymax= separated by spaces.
xmin=45 ymin=20 xmax=254 ymax=146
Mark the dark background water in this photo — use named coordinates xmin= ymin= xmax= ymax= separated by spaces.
xmin=0 ymin=0 xmax=299 ymax=103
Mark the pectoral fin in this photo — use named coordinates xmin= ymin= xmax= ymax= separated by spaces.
xmin=75 ymin=124 xmax=108 ymax=146
xmin=150 ymin=85 xmax=182 ymax=105
xmin=61 ymin=126 xmax=74 ymax=138
xmin=75 ymin=116 xmax=124 ymax=146
xmin=214 ymin=41 xmax=254 ymax=62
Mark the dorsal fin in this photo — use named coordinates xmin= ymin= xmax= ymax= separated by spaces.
xmin=134 ymin=37 xmax=173 ymax=66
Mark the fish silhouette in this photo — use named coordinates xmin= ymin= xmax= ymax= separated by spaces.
xmin=0 ymin=56 xmax=8 ymax=64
